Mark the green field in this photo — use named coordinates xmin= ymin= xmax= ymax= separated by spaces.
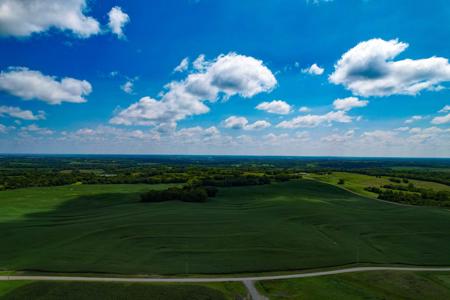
xmin=305 ymin=171 xmax=450 ymax=198
xmin=0 ymin=281 xmax=245 ymax=300
xmin=0 ymin=180 xmax=449 ymax=275
xmin=257 ymin=271 xmax=450 ymax=299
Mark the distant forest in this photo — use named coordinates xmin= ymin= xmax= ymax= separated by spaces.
xmin=1 ymin=155 xmax=449 ymax=191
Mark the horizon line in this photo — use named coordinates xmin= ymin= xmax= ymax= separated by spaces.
xmin=1 ymin=153 xmax=449 ymax=160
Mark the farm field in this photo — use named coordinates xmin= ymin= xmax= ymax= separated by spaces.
xmin=305 ymin=171 xmax=450 ymax=198
xmin=257 ymin=271 xmax=450 ymax=300
xmin=0 ymin=180 xmax=449 ymax=275
xmin=0 ymin=281 xmax=245 ymax=300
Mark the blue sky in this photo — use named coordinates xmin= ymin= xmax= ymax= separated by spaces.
xmin=0 ymin=0 xmax=449 ymax=156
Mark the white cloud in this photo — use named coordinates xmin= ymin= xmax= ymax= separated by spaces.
xmin=0 ymin=123 xmax=6 ymax=133
xmin=322 ymin=129 xmax=354 ymax=143
xmin=223 ymin=116 xmax=247 ymax=129
xmin=361 ymin=130 xmax=397 ymax=143
xmin=223 ymin=116 xmax=271 ymax=130
xmin=277 ymin=110 xmax=352 ymax=128
xmin=263 ymin=133 xmax=289 ymax=143
xmin=256 ymin=100 xmax=291 ymax=115
xmin=111 ymin=53 xmax=277 ymax=127
xmin=404 ymin=115 xmax=423 ymax=124
xmin=0 ymin=106 xmax=45 ymax=120
xmin=431 ymin=113 xmax=450 ymax=125
xmin=21 ymin=124 xmax=53 ymax=135
xmin=111 ymin=95 xmax=207 ymax=128
xmin=302 ymin=63 xmax=324 ymax=75
xmin=174 ymin=57 xmax=189 ymax=73
xmin=202 ymin=53 xmax=277 ymax=98
xmin=0 ymin=67 xmax=91 ymax=104
xmin=395 ymin=126 xmax=410 ymax=132
xmin=439 ymin=105 xmax=450 ymax=113
xmin=409 ymin=126 xmax=444 ymax=135
xmin=407 ymin=126 xmax=449 ymax=143
xmin=295 ymin=131 xmax=310 ymax=141
xmin=329 ymin=38 xmax=450 ymax=96
xmin=70 ymin=126 xmax=160 ymax=142
xmin=193 ymin=54 xmax=207 ymax=71
xmin=245 ymin=120 xmax=271 ymax=130
xmin=107 ymin=6 xmax=129 ymax=38
xmin=332 ymin=97 xmax=368 ymax=111
xmin=174 ymin=126 xmax=221 ymax=143
xmin=299 ymin=106 xmax=311 ymax=113
xmin=261 ymin=131 xmax=310 ymax=145
xmin=0 ymin=0 xmax=100 ymax=38
xmin=121 ymin=81 xmax=134 ymax=94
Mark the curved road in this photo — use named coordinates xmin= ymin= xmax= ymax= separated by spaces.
xmin=1 ymin=266 xmax=449 ymax=283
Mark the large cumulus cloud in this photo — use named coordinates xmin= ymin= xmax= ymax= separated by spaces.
xmin=329 ymin=38 xmax=450 ymax=96
xmin=111 ymin=53 xmax=277 ymax=129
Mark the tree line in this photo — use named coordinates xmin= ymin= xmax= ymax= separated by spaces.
xmin=365 ymin=184 xmax=450 ymax=207
xmin=140 ymin=186 xmax=218 ymax=203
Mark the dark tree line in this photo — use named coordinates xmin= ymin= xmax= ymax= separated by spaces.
xmin=140 ymin=186 xmax=218 ymax=203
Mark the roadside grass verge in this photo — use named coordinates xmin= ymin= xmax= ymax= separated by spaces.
xmin=0 ymin=281 xmax=245 ymax=300
xmin=257 ymin=271 xmax=450 ymax=300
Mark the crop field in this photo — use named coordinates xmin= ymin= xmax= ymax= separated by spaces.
xmin=0 ymin=180 xmax=449 ymax=275
xmin=0 ymin=281 xmax=244 ymax=300
xmin=257 ymin=271 xmax=450 ymax=299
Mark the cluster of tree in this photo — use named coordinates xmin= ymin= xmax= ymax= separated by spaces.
xmin=388 ymin=178 xmax=402 ymax=183
xmin=356 ymin=169 xmax=449 ymax=186
xmin=365 ymin=185 xmax=449 ymax=207
xmin=382 ymin=184 xmax=448 ymax=201
xmin=271 ymin=173 xmax=301 ymax=182
xmin=140 ymin=186 xmax=218 ymax=203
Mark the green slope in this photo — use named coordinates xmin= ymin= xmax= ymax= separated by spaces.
xmin=0 ymin=180 xmax=449 ymax=275
xmin=0 ymin=281 xmax=244 ymax=300
xmin=257 ymin=271 xmax=450 ymax=300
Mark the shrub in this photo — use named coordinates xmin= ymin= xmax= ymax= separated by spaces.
xmin=203 ymin=186 xmax=219 ymax=197
xmin=389 ymin=178 xmax=402 ymax=183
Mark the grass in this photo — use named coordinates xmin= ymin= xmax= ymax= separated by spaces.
xmin=0 ymin=282 xmax=30 ymax=298
xmin=257 ymin=271 xmax=450 ymax=299
xmin=305 ymin=171 xmax=450 ymax=198
xmin=0 ymin=281 xmax=244 ymax=300
xmin=0 ymin=180 xmax=449 ymax=275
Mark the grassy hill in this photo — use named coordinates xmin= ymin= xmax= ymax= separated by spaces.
xmin=0 ymin=281 xmax=244 ymax=300
xmin=0 ymin=180 xmax=449 ymax=275
xmin=305 ymin=171 xmax=450 ymax=198
xmin=257 ymin=271 xmax=450 ymax=300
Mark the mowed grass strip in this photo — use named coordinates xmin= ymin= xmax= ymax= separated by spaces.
xmin=0 ymin=281 xmax=244 ymax=300
xmin=305 ymin=171 xmax=450 ymax=198
xmin=257 ymin=271 xmax=450 ymax=300
xmin=0 ymin=180 xmax=449 ymax=275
